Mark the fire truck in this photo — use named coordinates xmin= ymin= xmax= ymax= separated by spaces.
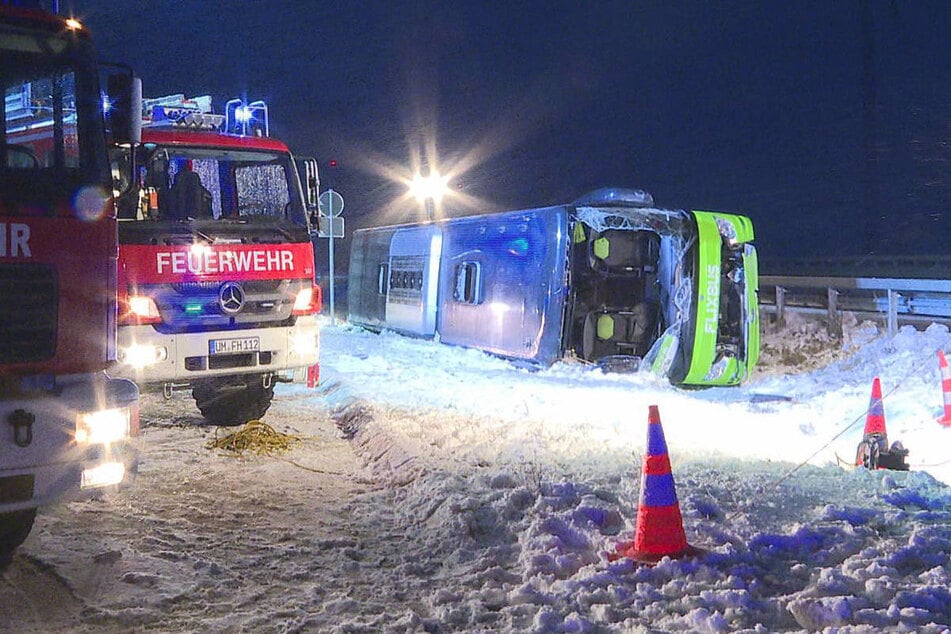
xmin=110 ymin=94 xmax=321 ymax=426
xmin=0 ymin=1 xmax=140 ymax=564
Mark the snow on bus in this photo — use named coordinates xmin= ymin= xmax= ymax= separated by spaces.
xmin=348 ymin=187 xmax=759 ymax=387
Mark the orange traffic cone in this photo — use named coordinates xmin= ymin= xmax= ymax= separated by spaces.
xmin=863 ymin=377 xmax=887 ymax=438
xmin=855 ymin=377 xmax=889 ymax=469
xmin=937 ymin=350 xmax=951 ymax=427
xmin=306 ymin=363 xmax=320 ymax=388
xmin=615 ymin=405 xmax=703 ymax=564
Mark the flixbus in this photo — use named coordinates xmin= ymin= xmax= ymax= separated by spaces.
xmin=347 ymin=188 xmax=759 ymax=386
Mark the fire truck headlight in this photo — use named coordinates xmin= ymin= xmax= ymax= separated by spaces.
xmin=121 ymin=344 xmax=168 ymax=368
xmin=290 ymin=331 xmax=319 ymax=356
xmin=127 ymin=295 xmax=162 ymax=324
xmin=76 ymin=407 xmax=132 ymax=445
xmin=291 ymin=286 xmax=320 ymax=315
xmin=81 ymin=462 xmax=126 ymax=489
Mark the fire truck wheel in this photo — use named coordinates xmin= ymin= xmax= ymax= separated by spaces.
xmin=192 ymin=377 xmax=275 ymax=427
xmin=0 ymin=509 xmax=37 ymax=569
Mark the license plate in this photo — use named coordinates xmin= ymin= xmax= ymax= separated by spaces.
xmin=209 ymin=337 xmax=260 ymax=355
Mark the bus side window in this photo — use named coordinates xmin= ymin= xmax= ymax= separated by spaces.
xmin=377 ymin=262 xmax=389 ymax=295
xmin=454 ymin=261 xmax=482 ymax=304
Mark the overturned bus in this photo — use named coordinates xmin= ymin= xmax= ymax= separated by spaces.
xmin=347 ymin=188 xmax=759 ymax=386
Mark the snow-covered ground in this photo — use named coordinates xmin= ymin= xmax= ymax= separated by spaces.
xmin=6 ymin=314 xmax=951 ymax=633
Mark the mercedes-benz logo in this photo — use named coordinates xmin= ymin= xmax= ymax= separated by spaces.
xmin=218 ymin=281 xmax=246 ymax=315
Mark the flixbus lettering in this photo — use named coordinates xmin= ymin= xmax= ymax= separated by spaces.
xmin=703 ymin=263 xmax=720 ymax=335
xmin=0 ymin=222 xmax=32 ymax=257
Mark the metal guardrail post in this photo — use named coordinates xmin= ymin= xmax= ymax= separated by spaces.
xmin=827 ymin=287 xmax=841 ymax=337
xmin=775 ymin=286 xmax=786 ymax=328
xmin=887 ymin=289 xmax=899 ymax=337
xmin=759 ymin=275 xmax=951 ymax=330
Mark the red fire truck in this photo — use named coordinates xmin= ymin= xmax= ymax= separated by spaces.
xmin=110 ymin=94 xmax=321 ymax=426
xmin=0 ymin=1 xmax=140 ymax=564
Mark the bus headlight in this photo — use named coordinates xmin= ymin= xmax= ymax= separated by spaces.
xmin=715 ymin=217 xmax=739 ymax=246
xmin=703 ymin=356 xmax=732 ymax=382
xmin=76 ymin=407 xmax=131 ymax=445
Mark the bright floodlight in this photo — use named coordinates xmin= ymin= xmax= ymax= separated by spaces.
xmin=409 ymin=172 xmax=449 ymax=203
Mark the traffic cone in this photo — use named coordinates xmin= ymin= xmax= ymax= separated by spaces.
xmin=863 ymin=377 xmax=887 ymax=439
xmin=615 ymin=405 xmax=703 ymax=564
xmin=306 ymin=363 xmax=320 ymax=388
xmin=855 ymin=377 xmax=888 ymax=468
xmin=937 ymin=350 xmax=951 ymax=427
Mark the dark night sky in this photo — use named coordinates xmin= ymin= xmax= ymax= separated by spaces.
xmin=74 ymin=1 xmax=950 ymax=267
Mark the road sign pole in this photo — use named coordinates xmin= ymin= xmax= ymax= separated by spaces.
xmin=327 ymin=189 xmax=336 ymax=326
xmin=317 ymin=188 xmax=345 ymax=328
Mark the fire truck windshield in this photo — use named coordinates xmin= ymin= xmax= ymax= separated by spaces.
xmin=117 ymin=145 xmax=308 ymax=228
xmin=0 ymin=23 xmax=109 ymax=210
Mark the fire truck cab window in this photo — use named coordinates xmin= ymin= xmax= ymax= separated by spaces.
xmin=121 ymin=147 xmax=306 ymax=227
xmin=1 ymin=24 xmax=110 ymax=210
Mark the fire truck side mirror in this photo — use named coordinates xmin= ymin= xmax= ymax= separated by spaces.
xmin=297 ymin=157 xmax=320 ymax=222
xmin=106 ymin=73 xmax=142 ymax=146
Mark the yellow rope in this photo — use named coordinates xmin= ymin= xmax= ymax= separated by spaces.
xmin=205 ymin=419 xmax=301 ymax=456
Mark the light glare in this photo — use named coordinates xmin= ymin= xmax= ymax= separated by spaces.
xmin=409 ymin=172 xmax=449 ymax=204
xmin=129 ymin=296 xmax=161 ymax=320
xmin=76 ymin=407 xmax=131 ymax=445
xmin=122 ymin=344 xmax=167 ymax=368
xmin=82 ymin=462 xmax=125 ymax=489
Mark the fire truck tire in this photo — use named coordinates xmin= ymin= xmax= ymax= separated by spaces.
xmin=192 ymin=377 xmax=275 ymax=427
xmin=0 ymin=509 xmax=37 ymax=569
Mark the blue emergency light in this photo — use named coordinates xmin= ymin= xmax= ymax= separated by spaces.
xmin=224 ymin=99 xmax=268 ymax=137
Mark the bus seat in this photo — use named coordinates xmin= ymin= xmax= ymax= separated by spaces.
xmin=581 ymin=304 xmax=656 ymax=361
xmin=589 ymin=230 xmax=659 ymax=276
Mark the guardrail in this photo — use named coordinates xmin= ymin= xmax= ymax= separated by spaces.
xmin=759 ymin=275 xmax=951 ymax=336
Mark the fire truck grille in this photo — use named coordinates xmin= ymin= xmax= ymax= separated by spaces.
xmin=146 ymin=278 xmax=304 ymax=334
xmin=0 ymin=264 xmax=58 ymax=363
xmin=171 ymin=279 xmax=283 ymax=294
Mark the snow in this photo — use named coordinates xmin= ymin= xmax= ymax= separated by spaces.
xmin=9 ymin=313 xmax=951 ymax=633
